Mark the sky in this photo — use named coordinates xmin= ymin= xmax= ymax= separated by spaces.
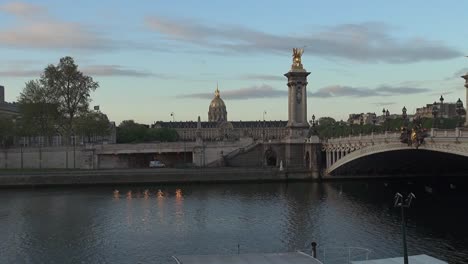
xmin=0 ymin=0 xmax=467 ymax=124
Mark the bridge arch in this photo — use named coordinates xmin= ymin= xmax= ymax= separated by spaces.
xmin=327 ymin=142 xmax=468 ymax=175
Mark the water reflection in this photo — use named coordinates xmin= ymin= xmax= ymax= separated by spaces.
xmin=0 ymin=182 xmax=467 ymax=263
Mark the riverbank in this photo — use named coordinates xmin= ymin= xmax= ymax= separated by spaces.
xmin=0 ymin=168 xmax=314 ymax=187
xmin=2 ymin=168 xmax=466 ymax=187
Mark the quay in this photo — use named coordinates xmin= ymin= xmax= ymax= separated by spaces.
xmin=0 ymin=167 xmax=312 ymax=187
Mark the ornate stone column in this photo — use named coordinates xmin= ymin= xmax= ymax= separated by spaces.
xmin=462 ymin=73 xmax=468 ymax=126
xmin=285 ymin=48 xmax=310 ymax=139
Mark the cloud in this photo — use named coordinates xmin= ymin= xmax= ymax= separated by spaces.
xmin=0 ymin=65 xmax=165 ymax=78
xmin=180 ymin=83 xmax=431 ymax=100
xmin=0 ymin=2 xmax=113 ymax=51
xmin=453 ymin=68 xmax=468 ymax=78
xmin=0 ymin=2 xmax=45 ymax=17
xmin=179 ymin=84 xmax=286 ymax=100
xmin=145 ymin=17 xmax=462 ymax=63
xmin=0 ymin=69 xmax=41 ymax=77
xmin=240 ymin=74 xmax=285 ymax=81
xmin=310 ymin=85 xmax=430 ymax=98
xmin=372 ymin=102 xmax=396 ymax=106
xmin=82 ymin=65 xmax=165 ymax=78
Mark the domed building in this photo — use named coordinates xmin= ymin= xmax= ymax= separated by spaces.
xmin=153 ymin=84 xmax=288 ymax=141
xmin=208 ymin=86 xmax=227 ymax=122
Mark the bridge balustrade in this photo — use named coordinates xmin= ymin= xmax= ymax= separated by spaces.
xmin=323 ymin=128 xmax=468 ymax=174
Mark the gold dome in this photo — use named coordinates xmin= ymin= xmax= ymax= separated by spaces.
xmin=208 ymin=84 xmax=227 ymax=122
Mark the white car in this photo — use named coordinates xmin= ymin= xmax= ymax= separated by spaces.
xmin=149 ymin=160 xmax=166 ymax=168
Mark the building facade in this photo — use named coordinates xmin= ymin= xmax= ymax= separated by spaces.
xmin=153 ymin=87 xmax=289 ymax=141
xmin=0 ymin=85 xmax=19 ymax=117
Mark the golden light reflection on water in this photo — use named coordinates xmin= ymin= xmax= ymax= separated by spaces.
xmin=174 ymin=188 xmax=184 ymax=227
xmin=112 ymin=188 xmax=186 ymax=226
xmin=175 ymin=189 xmax=183 ymax=200
xmin=157 ymin=189 xmax=164 ymax=198
xmin=113 ymin=190 xmax=120 ymax=200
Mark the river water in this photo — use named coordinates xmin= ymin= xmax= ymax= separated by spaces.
xmin=0 ymin=181 xmax=467 ymax=263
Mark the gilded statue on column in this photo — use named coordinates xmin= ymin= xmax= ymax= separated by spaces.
xmin=292 ymin=48 xmax=304 ymax=70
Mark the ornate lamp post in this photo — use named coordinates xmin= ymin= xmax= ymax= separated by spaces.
xmin=385 ymin=109 xmax=390 ymax=131
xmin=359 ymin=115 xmax=364 ymax=134
xmin=311 ymin=114 xmax=316 ymax=127
xmin=402 ymin=106 xmax=408 ymax=127
xmin=432 ymin=102 xmax=439 ymax=128
xmin=456 ymin=98 xmax=464 ymax=127
xmin=372 ymin=113 xmax=377 ymax=133
xmin=394 ymin=193 xmax=416 ymax=264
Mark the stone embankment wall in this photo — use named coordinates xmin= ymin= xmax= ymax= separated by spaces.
xmin=0 ymin=139 xmax=255 ymax=169
xmin=0 ymin=168 xmax=314 ymax=187
xmin=0 ymin=146 xmax=93 ymax=169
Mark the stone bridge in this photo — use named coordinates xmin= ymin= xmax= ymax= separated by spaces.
xmin=322 ymin=128 xmax=468 ymax=176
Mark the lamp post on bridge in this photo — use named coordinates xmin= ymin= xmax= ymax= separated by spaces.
xmin=359 ymin=115 xmax=364 ymax=134
xmin=383 ymin=109 xmax=390 ymax=132
xmin=432 ymin=102 xmax=439 ymax=129
xmin=402 ymin=106 xmax=408 ymax=128
xmin=170 ymin=112 xmax=175 ymax=122
xmin=372 ymin=113 xmax=377 ymax=133
xmin=456 ymin=98 xmax=464 ymax=128
xmin=394 ymin=193 xmax=416 ymax=264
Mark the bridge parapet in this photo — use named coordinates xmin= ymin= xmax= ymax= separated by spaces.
xmin=322 ymin=128 xmax=468 ymax=174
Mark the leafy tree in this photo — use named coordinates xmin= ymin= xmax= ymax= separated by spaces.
xmin=116 ymin=120 xmax=148 ymax=143
xmin=144 ymin=128 xmax=179 ymax=142
xmin=74 ymin=112 xmax=111 ymax=143
xmin=0 ymin=116 xmax=15 ymax=147
xmin=18 ymin=80 xmax=60 ymax=142
xmin=317 ymin=117 xmax=336 ymax=127
xmin=19 ymin=57 xmax=99 ymax=144
xmin=117 ymin=120 xmax=179 ymax=143
xmin=41 ymin=57 xmax=99 ymax=139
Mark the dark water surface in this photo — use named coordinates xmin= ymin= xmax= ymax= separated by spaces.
xmin=1 ymin=181 xmax=467 ymax=263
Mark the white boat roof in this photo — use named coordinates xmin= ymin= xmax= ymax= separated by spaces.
xmin=173 ymin=252 xmax=323 ymax=264
xmin=351 ymin=254 xmax=447 ymax=264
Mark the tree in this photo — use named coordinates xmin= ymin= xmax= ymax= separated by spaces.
xmin=41 ymin=57 xmax=99 ymax=140
xmin=144 ymin=127 xmax=179 ymax=142
xmin=116 ymin=120 xmax=148 ymax=143
xmin=116 ymin=121 xmax=179 ymax=143
xmin=318 ymin=117 xmax=336 ymax=127
xmin=0 ymin=116 xmax=15 ymax=147
xmin=74 ymin=112 xmax=111 ymax=143
xmin=18 ymin=80 xmax=60 ymax=143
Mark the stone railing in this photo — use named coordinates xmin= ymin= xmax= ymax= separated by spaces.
xmin=326 ymin=128 xmax=468 ymax=144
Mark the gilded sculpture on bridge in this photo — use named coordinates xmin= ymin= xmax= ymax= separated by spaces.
xmin=400 ymin=115 xmax=428 ymax=148
xmin=292 ymin=48 xmax=304 ymax=70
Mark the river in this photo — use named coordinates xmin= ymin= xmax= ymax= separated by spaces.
xmin=0 ymin=180 xmax=467 ymax=263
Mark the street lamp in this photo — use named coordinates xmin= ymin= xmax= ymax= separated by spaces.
xmin=402 ymin=106 xmax=408 ymax=128
xmin=170 ymin=112 xmax=175 ymax=122
xmin=311 ymin=114 xmax=316 ymax=127
xmin=359 ymin=115 xmax=364 ymax=134
xmin=456 ymin=98 xmax=464 ymax=127
xmin=372 ymin=113 xmax=377 ymax=133
xmin=394 ymin=193 xmax=416 ymax=264
xmin=385 ymin=109 xmax=390 ymax=131
xmin=432 ymin=102 xmax=439 ymax=128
